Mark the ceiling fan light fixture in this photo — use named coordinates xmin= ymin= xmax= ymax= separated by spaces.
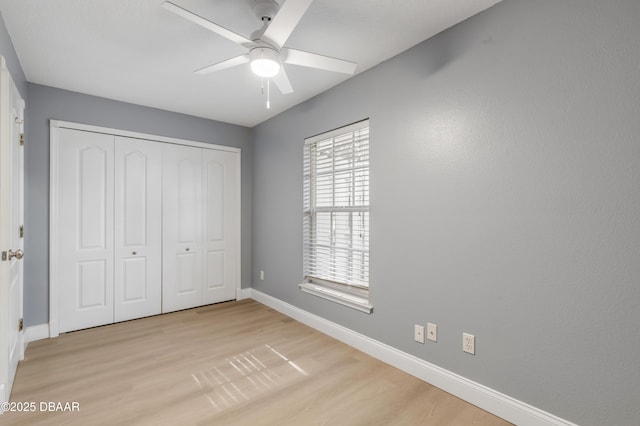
xmin=250 ymin=47 xmax=281 ymax=78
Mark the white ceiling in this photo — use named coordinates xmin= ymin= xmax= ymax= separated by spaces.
xmin=0 ymin=0 xmax=500 ymax=127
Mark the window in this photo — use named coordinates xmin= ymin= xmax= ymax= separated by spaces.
xmin=300 ymin=120 xmax=371 ymax=313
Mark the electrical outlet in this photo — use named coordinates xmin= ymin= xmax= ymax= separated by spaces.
xmin=463 ymin=333 xmax=475 ymax=355
xmin=414 ymin=325 xmax=425 ymax=344
xmin=260 ymin=270 xmax=264 ymax=281
xmin=427 ymin=323 xmax=437 ymax=342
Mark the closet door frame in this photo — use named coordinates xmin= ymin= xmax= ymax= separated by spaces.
xmin=49 ymin=120 xmax=241 ymax=337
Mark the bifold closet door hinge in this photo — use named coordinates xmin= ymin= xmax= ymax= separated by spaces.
xmin=19 ymin=318 xmax=24 ymax=332
xmin=19 ymin=133 xmax=25 ymax=146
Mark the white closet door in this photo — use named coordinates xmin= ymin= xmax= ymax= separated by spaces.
xmin=114 ymin=137 xmax=162 ymax=322
xmin=202 ymin=149 xmax=238 ymax=304
xmin=58 ymin=129 xmax=114 ymax=333
xmin=162 ymin=143 xmax=202 ymax=312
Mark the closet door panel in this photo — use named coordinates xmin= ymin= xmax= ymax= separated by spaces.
xmin=177 ymin=252 xmax=198 ymax=293
xmin=163 ymin=144 xmax=202 ymax=312
xmin=58 ymin=129 xmax=114 ymax=333
xmin=202 ymin=149 xmax=238 ymax=304
xmin=121 ymin=258 xmax=147 ymax=300
xmin=114 ymin=137 xmax=162 ymax=322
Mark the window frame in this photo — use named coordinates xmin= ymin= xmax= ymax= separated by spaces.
xmin=299 ymin=119 xmax=372 ymax=314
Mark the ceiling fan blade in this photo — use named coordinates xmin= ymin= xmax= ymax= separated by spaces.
xmin=261 ymin=0 xmax=313 ymax=48
xmin=195 ymin=54 xmax=250 ymax=74
xmin=162 ymin=1 xmax=254 ymax=48
xmin=272 ymin=68 xmax=294 ymax=94
xmin=282 ymin=48 xmax=357 ymax=74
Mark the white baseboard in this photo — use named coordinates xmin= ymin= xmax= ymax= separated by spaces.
xmin=24 ymin=323 xmax=50 ymax=349
xmin=249 ymin=289 xmax=577 ymax=426
xmin=236 ymin=287 xmax=252 ymax=300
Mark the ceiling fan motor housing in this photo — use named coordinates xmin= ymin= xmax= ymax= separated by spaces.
xmin=251 ymin=0 xmax=280 ymax=22
xmin=249 ymin=46 xmax=281 ymax=77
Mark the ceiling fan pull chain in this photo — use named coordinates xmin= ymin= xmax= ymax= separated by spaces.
xmin=267 ymin=79 xmax=271 ymax=109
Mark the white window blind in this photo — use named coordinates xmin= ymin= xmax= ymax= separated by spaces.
xmin=303 ymin=120 xmax=369 ymax=292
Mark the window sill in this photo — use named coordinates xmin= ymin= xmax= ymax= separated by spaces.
xmin=299 ymin=283 xmax=373 ymax=314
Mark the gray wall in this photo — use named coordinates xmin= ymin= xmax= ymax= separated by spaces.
xmin=25 ymin=84 xmax=252 ymax=327
xmin=251 ymin=1 xmax=640 ymax=425
xmin=0 ymin=11 xmax=26 ymax=99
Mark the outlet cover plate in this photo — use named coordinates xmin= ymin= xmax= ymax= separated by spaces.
xmin=427 ymin=323 xmax=437 ymax=342
xmin=415 ymin=325 xmax=425 ymax=344
xmin=463 ymin=332 xmax=475 ymax=354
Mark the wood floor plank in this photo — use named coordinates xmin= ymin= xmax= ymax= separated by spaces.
xmin=2 ymin=300 xmax=512 ymax=425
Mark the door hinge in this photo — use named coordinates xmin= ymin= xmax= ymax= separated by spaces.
xmin=20 ymin=225 xmax=24 ymax=238
xmin=1 ymin=251 xmax=6 ymax=261
xmin=19 ymin=133 xmax=25 ymax=146
xmin=18 ymin=318 xmax=23 ymax=332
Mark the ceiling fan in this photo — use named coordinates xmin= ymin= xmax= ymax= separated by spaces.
xmin=162 ymin=0 xmax=358 ymax=98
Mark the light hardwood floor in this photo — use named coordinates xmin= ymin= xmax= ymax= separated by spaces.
xmin=4 ymin=300 xmax=512 ymax=425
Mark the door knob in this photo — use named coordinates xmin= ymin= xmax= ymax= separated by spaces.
xmin=8 ymin=249 xmax=24 ymax=260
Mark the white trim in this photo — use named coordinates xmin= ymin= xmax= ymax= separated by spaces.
xmin=49 ymin=124 xmax=60 ymax=337
xmin=249 ymin=289 xmax=578 ymax=426
xmin=305 ymin=119 xmax=369 ymax=145
xmin=235 ymin=150 xmax=242 ymax=301
xmin=24 ymin=324 xmax=50 ymax=347
xmin=299 ymin=282 xmax=372 ymax=314
xmin=49 ymin=120 xmax=241 ymax=153
xmin=236 ymin=288 xmax=252 ymax=300
xmin=0 ymin=56 xmax=10 ymax=415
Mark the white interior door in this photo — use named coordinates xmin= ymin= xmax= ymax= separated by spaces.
xmin=162 ymin=143 xmax=202 ymax=312
xmin=50 ymin=121 xmax=241 ymax=332
xmin=58 ymin=129 xmax=114 ymax=333
xmin=202 ymin=149 xmax=238 ymax=304
xmin=114 ymin=137 xmax=162 ymax=322
xmin=0 ymin=60 xmax=25 ymax=405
